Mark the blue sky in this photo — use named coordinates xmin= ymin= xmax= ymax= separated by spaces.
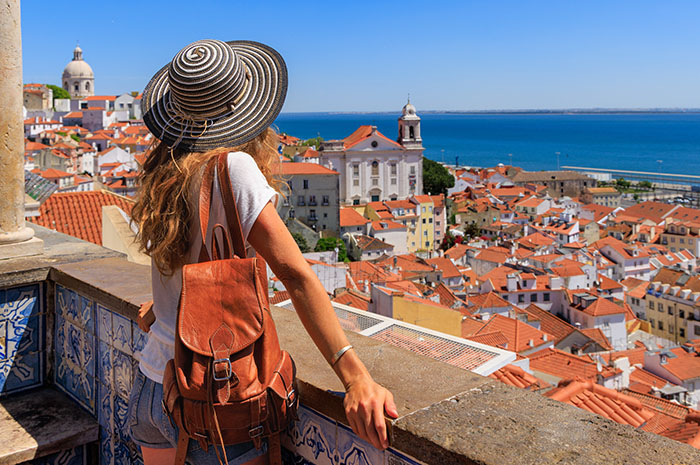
xmin=20 ymin=0 xmax=700 ymax=112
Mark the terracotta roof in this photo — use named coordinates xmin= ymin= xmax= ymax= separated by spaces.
xmin=38 ymin=168 xmax=72 ymax=179
xmin=545 ymin=378 xmax=655 ymax=428
xmin=279 ymin=162 xmax=338 ymax=175
xmin=629 ymin=367 xmax=670 ymax=391
xmin=489 ymin=364 xmax=551 ymax=391
xmin=85 ymin=95 xmax=116 ymax=101
xmin=371 ymin=220 xmax=405 ymax=231
xmin=444 ymin=243 xmax=471 ymax=260
xmin=473 ymin=314 xmax=552 ymax=353
xmin=598 ymin=274 xmax=623 ymax=290
xmin=461 ymin=316 xmax=487 ymax=337
xmin=63 ymin=111 xmax=83 ymax=118
xmin=332 ymin=289 xmax=371 ymax=311
xmin=270 ymin=291 xmax=291 ymax=304
xmin=347 ymin=261 xmax=400 ymax=285
xmin=343 ymin=125 xmax=402 ymax=150
xmin=579 ymin=328 xmax=613 ymax=351
xmin=517 ymin=304 xmax=577 ymax=342
xmin=529 ymin=348 xmax=620 ymax=380
xmin=572 ymin=296 xmax=626 ymax=317
xmin=622 ymin=201 xmax=678 ymax=224
xmin=411 ymin=195 xmax=434 ymax=204
xmin=25 ymin=141 xmax=49 ymax=151
xmin=655 ymin=346 xmax=700 ymax=381
xmin=467 ymin=292 xmax=511 ymax=311
xmin=425 ymin=257 xmax=462 ymax=279
xmin=355 ymin=235 xmax=394 ymax=252
xmin=340 ymin=208 xmax=369 ymax=227
xmin=466 ymin=331 xmax=509 ymax=349
xmin=29 ymin=191 xmax=134 ymax=245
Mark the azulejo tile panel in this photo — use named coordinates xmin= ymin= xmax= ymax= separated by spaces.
xmin=27 ymin=444 xmax=87 ymax=465
xmin=0 ymin=283 xmax=43 ymax=395
xmin=283 ymin=406 xmax=424 ymax=465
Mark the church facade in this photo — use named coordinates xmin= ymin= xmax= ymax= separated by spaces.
xmin=319 ymin=101 xmax=424 ymax=205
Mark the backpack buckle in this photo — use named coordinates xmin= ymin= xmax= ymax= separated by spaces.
xmin=286 ymin=388 xmax=297 ymax=409
xmin=212 ymin=358 xmax=232 ymax=381
xmin=249 ymin=425 xmax=264 ymax=438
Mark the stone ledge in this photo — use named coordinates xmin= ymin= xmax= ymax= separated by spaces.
xmin=0 ymin=387 xmax=98 ymax=465
xmin=0 ymin=224 xmax=123 ymax=289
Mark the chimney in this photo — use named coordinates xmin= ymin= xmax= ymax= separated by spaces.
xmin=575 ymin=322 xmax=581 ymax=329
xmin=528 ymin=339 xmax=534 ymax=348
xmin=370 ymin=126 xmax=377 ymax=134
xmin=543 ymin=334 xmax=548 ymax=342
xmin=507 ymin=273 xmax=518 ymax=292
xmin=682 ymin=343 xmax=695 ymax=354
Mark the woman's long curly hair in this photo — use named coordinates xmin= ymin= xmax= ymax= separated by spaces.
xmin=131 ymin=128 xmax=284 ymax=275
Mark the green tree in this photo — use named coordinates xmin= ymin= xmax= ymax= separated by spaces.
xmin=70 ymin=134 xmax=80 ymax=143
xmin=300 ymin=136 xmax=324 ymax=148
xmin=422 ymin=157 xmax=455 ymax=195
xmin=615 ymin=177 xmax=631 ymax=190
xmin=291 ymin=233 xmax=310 ymax=253
xmin=464 ymin=222 xmax=481 ymax=239
xmin=639 ymin=180 xmax=653 ymax=189
xmin=314 ymin=237 xmax=347 ymax=262
xmin=46 ymin=84 xmax=70 ymax=107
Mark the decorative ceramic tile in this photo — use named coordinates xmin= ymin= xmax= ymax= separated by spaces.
xmin=3 ymin=284 xmax=40 ymax=320
xmin=112 ymin=440 xmax=130 ymax=465
xmin=284 ymin=406 xmax=336 ymax=465
xmin=97 ymin=305 xmax=113 ymax=343
xmin=113 ymin=394 xmax=130 ymax=443
xmin=100 ymin=428 xmax=114 ymax=465
xmin=98 ymin=381 xmax=113 ymax=433
xmin=79 ymin=295 xmax=95 ymax=334
xmin=56 ymin=285 xmax=79 ymax=323
xmin=98 ymin=340 xmax=112 ymax=387
xmin=131 ymin=322 xmax=147 ymax=361
xmin=0 ymin=351 xmax=41 ymax=393
xmin=30 ymin=444 xmax=85 ymax=465
xmin=0 ymin=319 xmax=6 ymax=359
xmin=8 ymin=315 xmax=42 ymax=356
xmin=386 ymin=450 xmax=423 ymax=465
xmin=55 ymin=315 xmax=96 ymax=413
xmin=336 ymin=421 xmax=384 ymax=465
xmin=112 ymin=313 xmax=132 ymax=355
xmin=113 ymin=349 xmax=133 ymax=400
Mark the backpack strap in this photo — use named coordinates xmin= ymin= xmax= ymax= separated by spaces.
xmin=216 ymin=152 xmax=247 ymax=259
xmin=198 ymin=156 xmax=218 ymax=262
xmin=174 ymin=432 xmax=189 ymax=465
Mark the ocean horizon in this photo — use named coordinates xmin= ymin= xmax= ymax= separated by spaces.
xmin=274 ymin=112 xmax=700 ymax=176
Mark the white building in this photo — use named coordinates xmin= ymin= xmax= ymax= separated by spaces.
xmin=319 ymin=101 xmax=424 ymax=205
xmin=369 ymin=220 xmax=408 ymax=255
xmin=565 ymin=293 xmax=627 ymax=351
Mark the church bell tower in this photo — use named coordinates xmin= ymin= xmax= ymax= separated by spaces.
xmin=397 ymin=98 xmax=422 ymax=148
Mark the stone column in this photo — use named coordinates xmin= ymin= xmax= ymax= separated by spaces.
xmin=0 ymin=0 xmax=42 ymax=258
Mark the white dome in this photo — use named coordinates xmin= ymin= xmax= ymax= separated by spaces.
xmin=63 ymin=45 xmax=94 ymax=78
xmin=402 ymin=102 xmax=416 ymax=116
xmin=63 ymin=59 xmax=94 ymax=78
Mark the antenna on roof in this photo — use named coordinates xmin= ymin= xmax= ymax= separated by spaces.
xmin=407 ymin=93 xmax=410 ymax=103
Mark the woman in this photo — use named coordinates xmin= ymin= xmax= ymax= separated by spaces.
xmin=128 ymin=39 xmax=397 ymax=465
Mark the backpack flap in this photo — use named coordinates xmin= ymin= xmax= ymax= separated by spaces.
xmin=179 ymin=257 xmax=266 ymax=356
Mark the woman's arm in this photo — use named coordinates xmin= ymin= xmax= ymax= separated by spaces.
xmin=248 ymin=202 xmax=398 ymax=450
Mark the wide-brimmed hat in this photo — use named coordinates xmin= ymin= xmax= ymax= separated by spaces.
xmin=142 ymin=39 xmax=287 ymax=152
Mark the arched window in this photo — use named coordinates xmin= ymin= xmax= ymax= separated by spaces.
xmin=63 ymin=81 xmax=68 ymax=90
xmin=371 ymin=160 xmax=379 ymax=176
xmin=409 ymin=126 xmax=415 ymax=139
xmin=85 ymin=82 xmax=90 ymax=91
xmin=74 ymin=83 xmax=79 ymax=93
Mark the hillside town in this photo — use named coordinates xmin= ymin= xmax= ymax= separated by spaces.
xmin=23 ymin=45 xmax=700 ymax=451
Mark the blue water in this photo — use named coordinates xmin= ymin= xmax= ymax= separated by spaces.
xmin=274 ymin=113 xmax=700 ymax=175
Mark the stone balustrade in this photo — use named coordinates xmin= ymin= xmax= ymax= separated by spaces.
xmin=1 ymin=224 xmax=700 ymax=464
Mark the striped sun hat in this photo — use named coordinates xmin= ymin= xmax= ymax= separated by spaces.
xmin=142 ymin=39 xmax=287 ymax=152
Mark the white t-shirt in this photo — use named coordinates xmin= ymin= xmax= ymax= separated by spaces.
xmin=139 ymin=151 xmax=278 ymax=384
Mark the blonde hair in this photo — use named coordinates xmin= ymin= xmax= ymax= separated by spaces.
xmin=132 ymin=128 xmax=283 ymax=275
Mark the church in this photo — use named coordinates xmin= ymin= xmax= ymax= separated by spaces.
xmin=319 ymin=101 xmax=424 ymax=205
xmin=62 ymin=45 xmax=94 ymax=99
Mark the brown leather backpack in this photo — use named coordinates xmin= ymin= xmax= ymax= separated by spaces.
xmin=162 ymin=153 xmax=298 ymax=465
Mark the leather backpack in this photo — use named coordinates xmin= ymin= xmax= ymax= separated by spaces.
xmin=162 ymin=153 xmax=298 ymax=465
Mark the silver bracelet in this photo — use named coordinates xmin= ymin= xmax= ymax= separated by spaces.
xmin=330 ymin=345 xmax=353 ymax=367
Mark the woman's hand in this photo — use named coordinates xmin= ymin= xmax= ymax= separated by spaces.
xmin=137 ymin=301 xmax=155 ymax=333
xmin=343 ymin=374 xmax=399 ymax=450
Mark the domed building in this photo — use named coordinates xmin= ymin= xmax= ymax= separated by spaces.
xmin=62 ymin=45 xmax=94 ymax=99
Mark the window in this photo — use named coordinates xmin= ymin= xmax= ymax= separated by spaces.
xmin=390 ymin=163 xmax=397 ymax=175
xmin=371 ymin=195 xmax=380 ymax=202
xmin=423 ymin=231 xmax=427 ymax=236
xmin=323 ymin=213 xmax=327 ymax=218
xmin=353 ymin=164 xmax=359 ymax=177
xmin=658 ymin=321 xmax=664 ymax=330
xmin=289 ymin=209 xmax=295 ymax=219
xmin=410 ymin=166 xmax=416 ymax=175
xmin=425 ymin=241 xmax=429 ymax=247
xmin=391 ymin=178 xmax=397 ymax=185
xmin=669 ymin=306 xmax=674 ymax=315
xmin=308 ymin=195 xmax=316 ymax=205
xmin=518 ymin=294 xmax=525 ymax=303
xmin=669 ymin=324 xmax=674 ymax=333
xmin=353 ymin=199 xmax=360 ymax=205
xmin=680 ymin=309 xmax=686 ymax=319
xmin=543 ymin=293 xmax=550 ymax=302
xmin=650 ymin=319 xmax=655 ymax=328
xmin=372 ymin=178 xmax=378 ymax=186
xmin=530 ymin=294 xmax=538 ymax=303
xmin=322 ymin=195 xmax=329 ymax=205
xmin=422 ymin=218 xmax=426 ymax=224
xmin=74 ymin=83 xmax=79 ymax=92
xmin=649 ymin=301 xmax=655 ymax=310
xmin=309 ymin=209 xmax=317 ymax=220
xmin=429 ymin=218 xmax=433 ymax=224
xmin=371 ymin=161 xmax=379 ymax=176
xmin=303 ymin=179 xmax=309 ymax=189
xmin=85 ymin=82 xmax=90 ymax=91
xmin=353 ymin=179 xmax=359 ymax=186
xmin=297 ymin=195 xmax=305 ymax=206
xmin=422 ymin=206 xmax=426 ymax=213
xmin=695 ymin=326 xmax=700 ymax=336
xmin=680 ymin=328 xmax=686 ymax=338
xmin=409 ymin=126 xmax=415 ymax=138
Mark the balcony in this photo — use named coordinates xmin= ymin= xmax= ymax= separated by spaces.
xmin=308 ymin=200 xmax=317 ymax=206
xmin=0 ymin=224 xmax=699 ymax=464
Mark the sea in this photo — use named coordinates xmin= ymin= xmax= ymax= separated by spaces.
xmin=274 ymin=113 xmax=700 ymax=176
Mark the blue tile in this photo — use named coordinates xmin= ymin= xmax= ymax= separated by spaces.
xmin=113 ymin=440 xmax=130 ymax=465
xmin=386 ymin=449 xmax=423 ymax=465
xmin=284 ymin=407 xmax=335 ymax=465
xmin=113 ymin=349 xmax=133 ymax=400
xmin=98 ymin=340 xmax=113 ymax=387
xmin=131 ymin=322 xmax=147 ymax=360
xmin=57 ymin=285 xmax=79 ymax=323
xmin=97 ymin=304 xmax=112 ymax=343
xmin=8 ymin=315 xmax=41 ymax=358
xmin=4 ymin=284 xmax=40 ymax=320
xmin=30 ymin=445 xmax=85 ymax=465
xmin=112 ymin=312 xmax=132 ymax=355
xmin=79 ymin=295 xmax=95 ymax=334
xmin=0 ymin=352 xmax=41 ymax=393
xmin=113 ymin=394 xmax=130 ymax=443
xmin=83 ymin=332 xmax=96 ymax=379
xmin=100 ymin=428 xmax=114 ymax=465
xmin=98 ymin=381 xmax=113 ymax=433
xmin=336 ymin=420 xmax=384 ymax=465
xmin=55 ymin=318 xmax=96 ymax=414
xmin=0 ymin=320 xmax=6 ymax=359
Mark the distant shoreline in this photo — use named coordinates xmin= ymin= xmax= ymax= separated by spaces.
xmin=280 ymin=109 xmax=700 ymax=116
